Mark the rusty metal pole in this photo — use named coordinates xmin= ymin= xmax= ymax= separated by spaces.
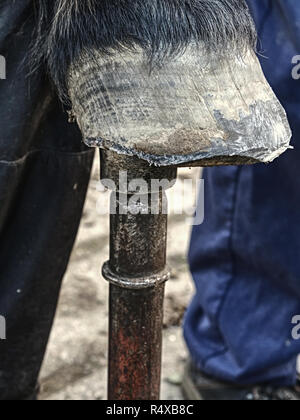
xmin=101 ymin=150 xmax=177 ymax=400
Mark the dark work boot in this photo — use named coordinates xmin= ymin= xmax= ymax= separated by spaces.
xmin=182 ymin=362 xmax=300 ymax=401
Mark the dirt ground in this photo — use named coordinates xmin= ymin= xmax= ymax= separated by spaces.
xmin=39 ymin=155 xmax=200 ymax=400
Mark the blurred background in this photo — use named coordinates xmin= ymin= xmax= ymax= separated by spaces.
xmin=38 ymin=155 xmax=201 ymax=400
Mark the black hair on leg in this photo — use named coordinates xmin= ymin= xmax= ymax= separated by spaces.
xmin=31 ymin=0 xmax=257 ymax=101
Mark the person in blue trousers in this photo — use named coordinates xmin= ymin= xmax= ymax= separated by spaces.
xmin=183 ymin=0 xmax=300 ymax=400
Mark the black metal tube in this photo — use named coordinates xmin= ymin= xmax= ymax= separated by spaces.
xmin=101 ymin=151 xmax=177 ymax=400
xmin=107 ymin=283 xmax=165 ymax=400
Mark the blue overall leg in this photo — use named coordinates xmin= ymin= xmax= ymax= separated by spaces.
xmin=184 ymin=0 xmax=300 ymax=386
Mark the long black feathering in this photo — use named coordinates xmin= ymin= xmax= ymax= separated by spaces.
xmin=31 ymin=0 xmax=257 ymax=101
